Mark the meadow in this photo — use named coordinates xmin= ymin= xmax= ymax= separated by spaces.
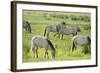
xmin=22 ymin=10 xmax=91 ymax=62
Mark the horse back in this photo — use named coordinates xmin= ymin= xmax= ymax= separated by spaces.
xmin=32 ymin=36 xmax=49 ymax=48
xmin=73 ymin=35 xmax=90 ymax=45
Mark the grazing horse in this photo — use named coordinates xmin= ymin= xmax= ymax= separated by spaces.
xmin=31 ymin=36 xmax=56 ymax=58
xmin=23 ymin=20 xmax=32 ymax=33
xmin=71 ymin=35 xmax=91 ymax=53
xmin=44 ymin=21 xmax=66 ymax=38
xmin=58 ymin=26 xmax=80 ymax=39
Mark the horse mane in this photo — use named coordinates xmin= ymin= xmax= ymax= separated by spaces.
xmin=47 ymin=39 xmax=55 ymax=51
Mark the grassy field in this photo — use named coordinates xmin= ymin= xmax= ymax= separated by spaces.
xmin=22 ymin=10 xmax=91 ymax=63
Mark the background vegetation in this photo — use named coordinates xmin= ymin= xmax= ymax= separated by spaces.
xmin=22 ymin=10 xmax=91 ymax=63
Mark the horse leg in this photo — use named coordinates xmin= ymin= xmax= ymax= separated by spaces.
xmin=54 ymin=33 xmax=58 ymax=37
xmin=44 ymin=28 xmax=49 ymax=38
xmin=44 ymin=52 xmax=46 ymax=58
xmin=28 ymin=24 xmax=32 ymax=33
xmin=57 ymin=33 xmax=60 ymax=38
xmin=32 ymin=47 xmax=35 ymax=58
xmin=25 ymin=28 xmax=27 ymax=31
xmin=60 ymin=34 xmax=63 ymax=39
xmin=52 ymin=51 xmax=55 ymax=59
xmin=71 ymin=41 xmax=75 ymax=52
xmin=35 ymin=46 xmax=38 ymax=58
xmin=26 ymin=27 xmax=28 ymax=32
xmin=44 ymin=28 xmax=47 ymax=36
xmin=44 ymin=49 xmax=49 ymax=59
xmin=47 ymin=32 xmax=49 ymax=38
xmin=46 ymin=51 xmax=49 ymax=59
xmin=28 ymin=26 xmax=31 ymax=33
xmin=44 ymin=49 xmax=47 ymax=58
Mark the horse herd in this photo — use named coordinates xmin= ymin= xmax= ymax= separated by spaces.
xmin=23 ymin=20 xmax=91 ymax=59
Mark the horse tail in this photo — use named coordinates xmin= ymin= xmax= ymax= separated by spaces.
xmin=87 ymin=36 xmax=91 ymax=53
xmin=44 ymin=27 xmax=47 ymax=36
xmin=87 ymin=36 xmax=91 ymax=45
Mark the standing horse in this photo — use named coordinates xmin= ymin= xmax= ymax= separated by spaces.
xmin=71 ymin=35 xmax=91 ymax=53
xmin=58 ymin=26 xmax=80 ymax=39
xmin=23 ymin=20 xmax=32 ymax=33
xmin=55 ymin=21 xmax=67 ymax=37
xmin=44 ymin=21 xmax=66 ymax=38
xmin=31 ymin=36 xmax=56 ymax=58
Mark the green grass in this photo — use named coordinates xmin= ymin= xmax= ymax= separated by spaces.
xmin=22 ymin=10 xmax=91 ymax=63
